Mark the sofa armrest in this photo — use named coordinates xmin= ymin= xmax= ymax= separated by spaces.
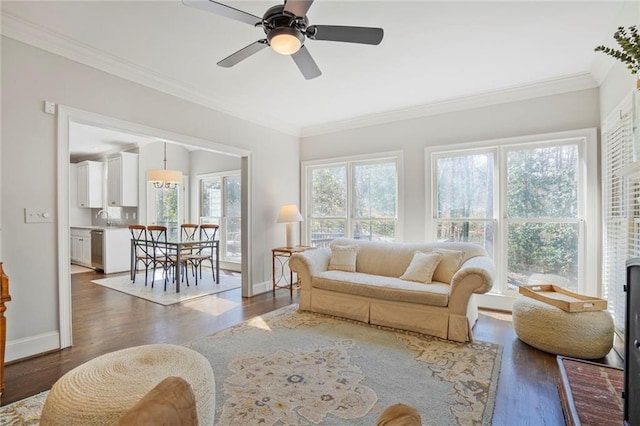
xmin=289 ymin=247 xmax=331 ymax=290
xmin=448 ymin=255 xmax=495 ymax=316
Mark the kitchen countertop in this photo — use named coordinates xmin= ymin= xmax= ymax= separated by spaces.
xmin=70 ymin=225 xmax=129 ymax=231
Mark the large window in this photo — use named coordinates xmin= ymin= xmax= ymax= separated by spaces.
xmin=428 ymin=130 xmax=598 ymax=305
xmin=303 ymin=154 xmax=402 ymax=247
xmin=200 ymin=172 xmax=241 ymax=262
xmin=147 ymin=183 xmax=183 ymax=240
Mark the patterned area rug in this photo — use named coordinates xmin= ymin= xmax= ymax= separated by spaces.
xmin=0 ymin=391 xmax=48 ymax=425
xmin=0 ymin=305 xmax=502 ymax=425
xmin=91 ymin=269 xmax=241 ymax=305
xmin=189 ymin=305 xmax=502 ymax=425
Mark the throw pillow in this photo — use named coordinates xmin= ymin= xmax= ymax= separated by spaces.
xmin=328 ymin=245 xmax=358 ymax=272
xmin=399 ymin=251 xmax=443 ymax=283
xmin=432 ymin=248 xmax=465 ymax=283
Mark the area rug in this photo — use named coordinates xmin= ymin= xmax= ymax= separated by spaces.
xmin=0 ymin=306 xmax=502 ymax=425
xmin=91 ymin=269 xmax=241 ymax=305
xmin=189 ymin=305 xmax=502 ymax=425
xmin=0 ymin=390 xmax=48 ymax=425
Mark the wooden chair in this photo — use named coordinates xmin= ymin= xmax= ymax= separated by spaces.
xmin=186 ymin=224 xmax=219 ymax=285
xmin=180 ymin=224 xmax=201 ymax=281
xmin=181 ymin=224 xmax=199 ymax=241
xmin=147 ymin=226 xmax=189 ymax=290
xmin=129 ymin=225 xmax=154 ymax=286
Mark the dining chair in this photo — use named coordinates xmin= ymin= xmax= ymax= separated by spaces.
xmin=147 ymin=225 xmax=190 ymax=290
xmin=186 ymin=224 xmax=219 ymax=285
xmin=180 ymin=223 xmax=199 ymax=275
xmin=129 ymin=225 xmax=153 ymax=286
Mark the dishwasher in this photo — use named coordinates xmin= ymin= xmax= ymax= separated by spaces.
xmin=90 ymin=229 xmax=104 ymax=271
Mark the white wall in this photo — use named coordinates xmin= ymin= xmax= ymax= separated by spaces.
xmin=301 ymin=88 xmax=601 ymax=242
xmin=190 ymin=149 xmax=241 ymax=176
xmin=1 ymin=37 xmax=299 ymax=361
xmin=598 ymin=2 xmax=639 ymax=121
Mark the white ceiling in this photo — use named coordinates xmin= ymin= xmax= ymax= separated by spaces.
xmin=1 ymin=1 xmax=630 ymax=137
xmin=69 ymin=122 xmax=158 ymax=161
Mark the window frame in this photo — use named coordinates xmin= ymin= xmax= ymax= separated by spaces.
xmin=146 ymin=176 xmax=187 ymax=241
xmin=425 ymin=129 xmax=599 ymax=311
xmin=198 ymin=170 xmax=242 ymax=263
xmin=301 ymin=151 xmax=404 ymax=245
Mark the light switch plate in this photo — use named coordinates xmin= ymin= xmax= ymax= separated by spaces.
xmin=25 ymin=208 xmax=53 ymax=223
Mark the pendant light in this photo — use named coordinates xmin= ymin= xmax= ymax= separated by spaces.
xmin=147 ymin=142 xmax=181 ymax=189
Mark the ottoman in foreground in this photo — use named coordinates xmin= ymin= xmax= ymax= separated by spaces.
xmin=40 ymin=344 xmax=215 ymax=425
xmin=513 ymin=288 xmax=614 ymax=360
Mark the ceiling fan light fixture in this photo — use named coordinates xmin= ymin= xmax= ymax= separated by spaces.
xmin=268 ymin=27 xmax=304 ymax=55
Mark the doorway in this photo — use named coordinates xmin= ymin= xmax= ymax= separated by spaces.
xmin=57 ymin=106 xmax=252 ymax=348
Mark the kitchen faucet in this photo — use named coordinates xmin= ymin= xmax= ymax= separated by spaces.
xmin=97 ymin=209 xmax=111 ymax=226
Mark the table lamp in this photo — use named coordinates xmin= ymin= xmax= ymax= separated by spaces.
xmin=277 ymin=204 xmax=303 ymax=248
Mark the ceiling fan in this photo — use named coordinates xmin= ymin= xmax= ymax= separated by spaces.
xmin=182 ymin=0 xmax=384 ymax=80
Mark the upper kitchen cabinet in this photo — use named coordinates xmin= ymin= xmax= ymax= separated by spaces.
xmin=107 ymin=152 xmax=138 ymax=207
xmin=77 ymin=161 xmax=103 ymax=208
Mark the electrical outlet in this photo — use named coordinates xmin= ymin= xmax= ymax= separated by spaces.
xmin=25 ymin=208 xmax=53 ymax=223
xmin=44 ymin=101 xmax=56 ymax=115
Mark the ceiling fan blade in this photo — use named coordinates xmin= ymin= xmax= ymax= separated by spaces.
xmin=291 ymin=45 xmax=321 ymax=80
xmin=307 ymin=25 xmax=384 ymax=45
xmin=217 ymin=40 xmax=268 ymax=68
xmin=283 ymin=0 xmax=314 ymax=17
xmin=182 ymin=0 xmax=261 ymax=26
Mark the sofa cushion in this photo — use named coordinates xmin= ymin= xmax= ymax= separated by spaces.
xmin=399 ymin=251 xmax=442 ymax=283
xmin=329 ymin=238 xmax=488 ymax=280
xmin=312 ymin=270 xmax=449 ymax=306
xmin=432 ymin=248 xmax=465 ymax=283
xmin=328 ymin=245 xmax=358 ymax=272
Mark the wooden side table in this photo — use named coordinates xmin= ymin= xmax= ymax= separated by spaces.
xmin=272 ymin=246 xmax=315 ymax=297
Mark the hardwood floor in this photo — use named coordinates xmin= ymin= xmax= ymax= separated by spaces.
xmin=3 ymin=270 xmax=624 ymax=425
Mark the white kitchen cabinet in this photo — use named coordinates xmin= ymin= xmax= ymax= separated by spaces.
xmin=107 ymin=152 xmax=138 ymax=207
xmin=77 ymin=161 xmax=103 ymax=208
xmin=70 ymin=228 xmax=92 ymax=267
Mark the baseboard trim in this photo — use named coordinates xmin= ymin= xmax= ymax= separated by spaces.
xmin=251 ymin=280 xmax=272 ymax=296
xmin=6 ymin=331 xmax=60 ymax=363
xmin=476 ymin=293 xmax=516 ymax=312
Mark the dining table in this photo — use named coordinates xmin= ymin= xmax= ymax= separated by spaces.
xmin=130 ymin=236 xmax=220 ymax=293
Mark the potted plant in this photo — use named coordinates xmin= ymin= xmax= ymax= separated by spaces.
xmin=595 ymin=25 xmax=640 ymax=85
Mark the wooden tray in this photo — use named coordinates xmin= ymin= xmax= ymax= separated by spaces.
xmin=519 ymin=284 xmax=607 ymax=312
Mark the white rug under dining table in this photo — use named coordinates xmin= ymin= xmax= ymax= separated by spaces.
xmin=91 ymin=268 xmax=241 ymax=305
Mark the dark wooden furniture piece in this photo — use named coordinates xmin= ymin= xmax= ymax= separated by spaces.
xmin=0 ymin=263 xmax=11 ymax=401
xmin=557 ymin=356 xmax=623 ymax=425
xmin=272 ymin=246 xmax=314 ymax=297
xmin=625 ymin=258 xmax=640 ymax=425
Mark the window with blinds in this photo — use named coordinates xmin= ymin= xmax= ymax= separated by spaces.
xmin=602 ymin=93 xmax=635 ymax=335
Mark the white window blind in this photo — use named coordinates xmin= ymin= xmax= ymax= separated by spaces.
xmin=602 ymin=95 xmax=634 ymax=334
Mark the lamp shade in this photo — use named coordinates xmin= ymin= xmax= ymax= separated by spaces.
xmin=277 ymin=204 xmax=303 ymax=223
xmin=147 ymin=169 xmax=182 ymax=185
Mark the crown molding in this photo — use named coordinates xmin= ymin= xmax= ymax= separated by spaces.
xmin=1 ymin=12 xmax=301 ymax=137
xmin=300 ymin=73 xmax=599 ymax=138
xmin=1 ymin=12 xmax=602 ymax=140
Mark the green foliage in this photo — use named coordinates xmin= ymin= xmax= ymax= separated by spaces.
xmin=311 ymin=167 xmax=346 ymax=217
xmin=594 ymin=25 xmax=640 ymax=75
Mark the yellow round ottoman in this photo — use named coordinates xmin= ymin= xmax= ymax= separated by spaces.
xmin=512 ymin=296 xmax=614 ymax=359
xmin=40 ymin=344 xmax=215 ymax=425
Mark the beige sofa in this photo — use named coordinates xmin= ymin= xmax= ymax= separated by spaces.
xmin=289 ymin=238 xmax=495 ymax=342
